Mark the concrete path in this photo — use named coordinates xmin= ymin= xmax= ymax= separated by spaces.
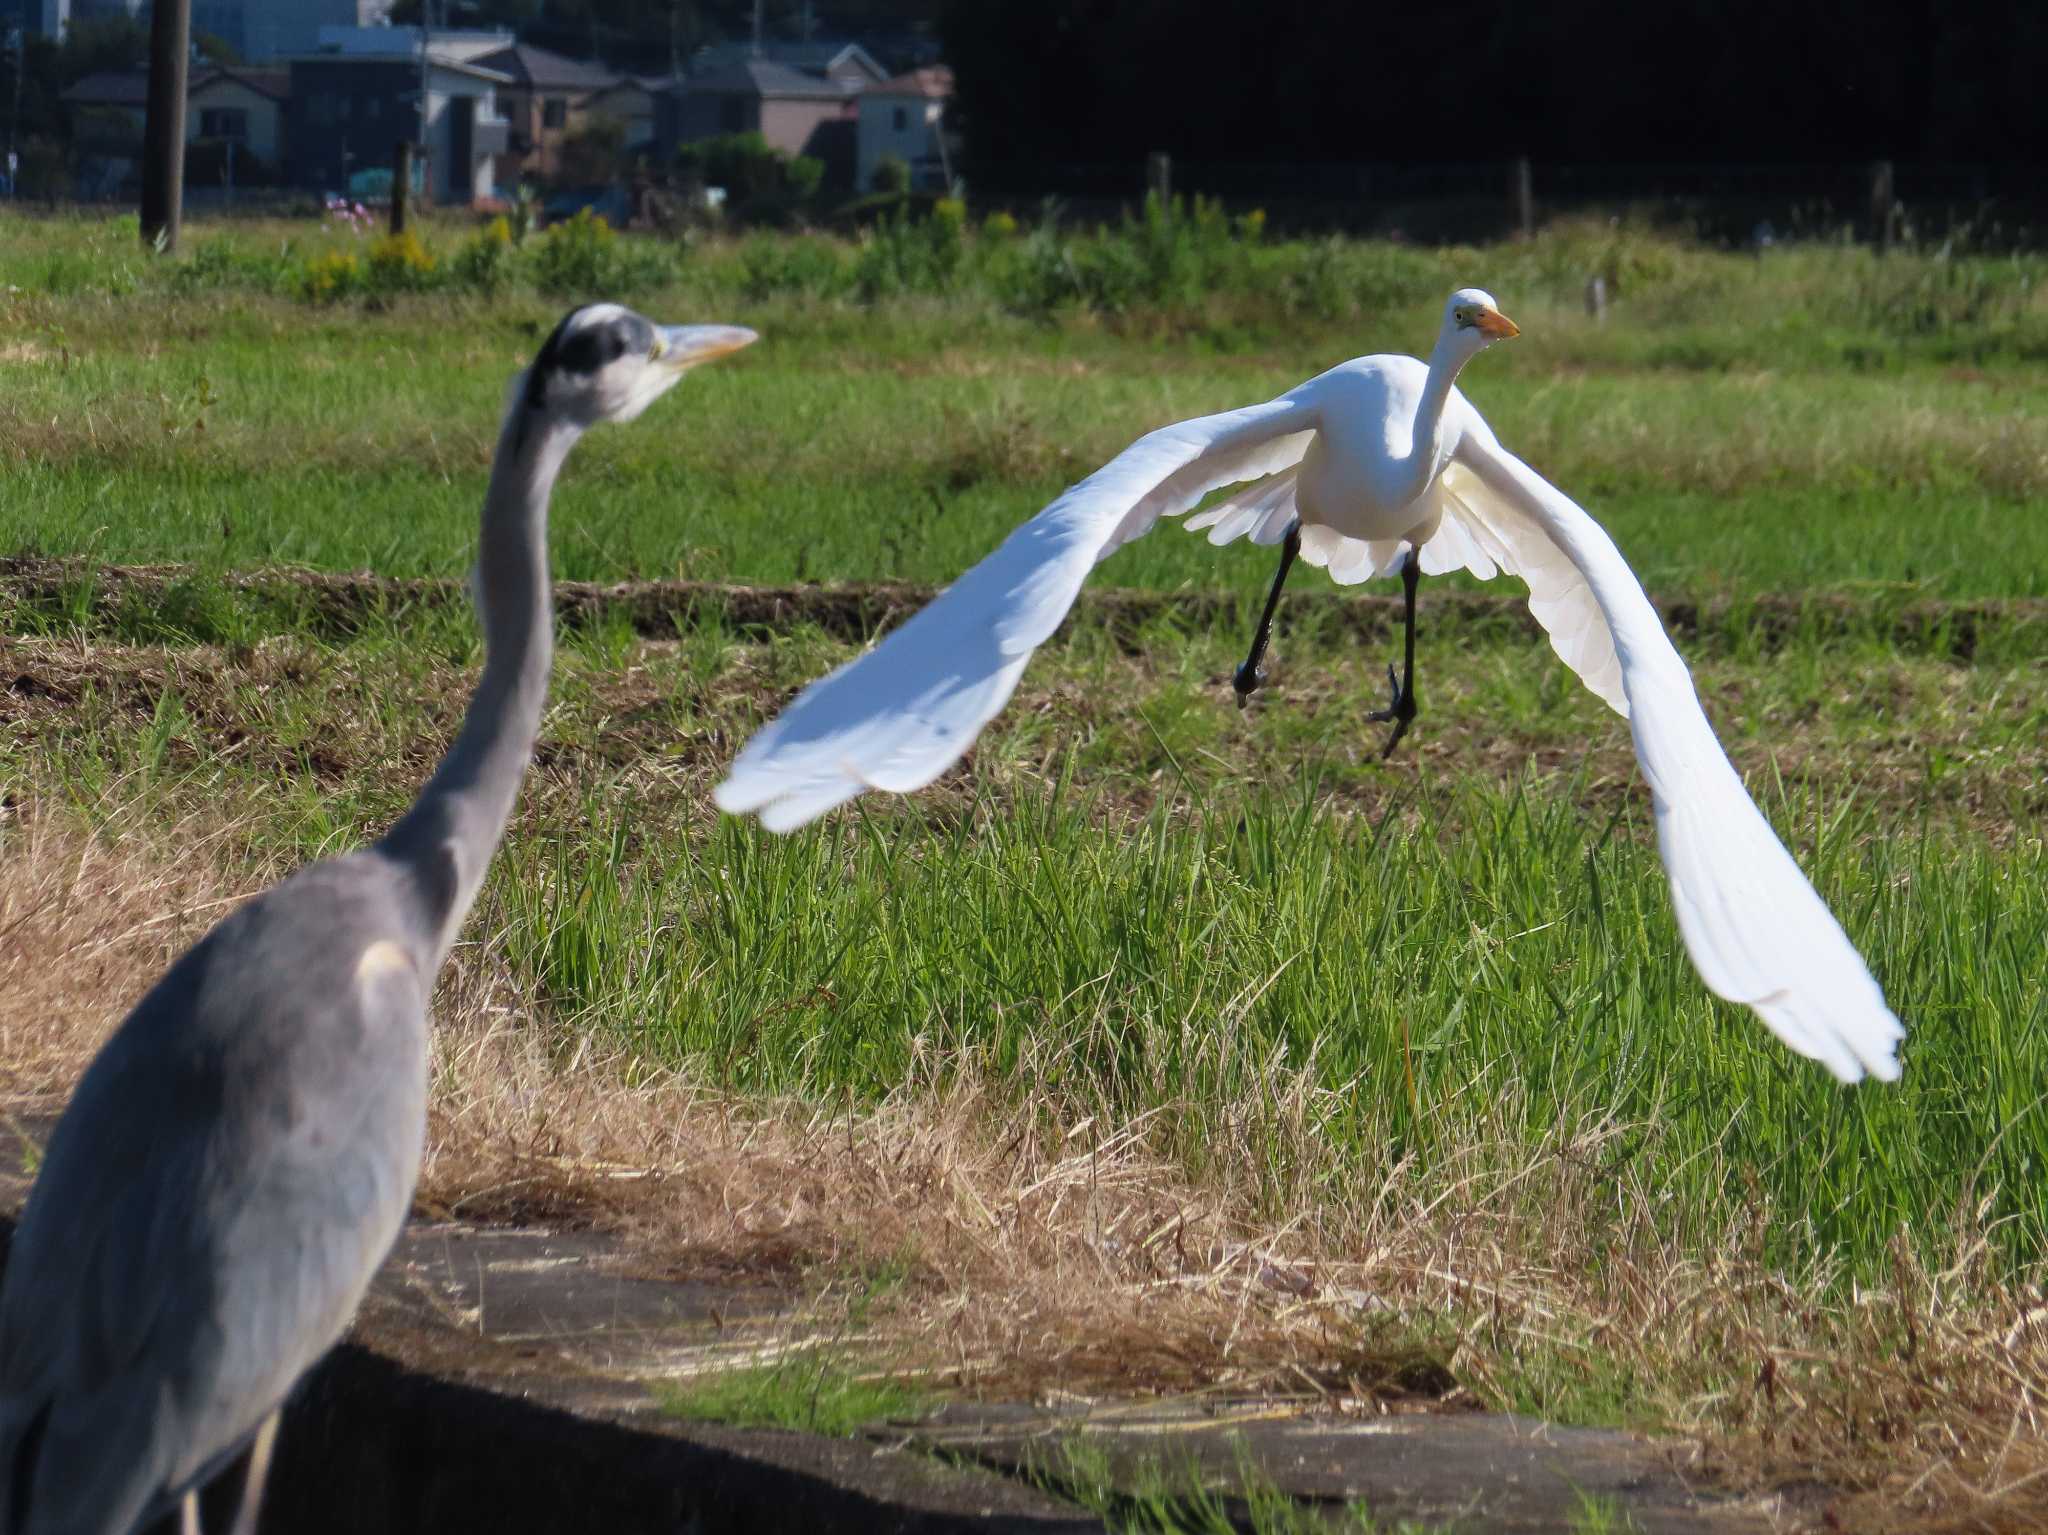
xmin=0 ymin=1132 xmax=1799 ymax=1533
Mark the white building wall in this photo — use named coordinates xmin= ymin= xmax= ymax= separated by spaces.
xmin=856 ymin=94 xmax=943 ymax=191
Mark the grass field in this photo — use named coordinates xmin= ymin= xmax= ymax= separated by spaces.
xmin=3 ymin=208 xmax=2047 ymax=1528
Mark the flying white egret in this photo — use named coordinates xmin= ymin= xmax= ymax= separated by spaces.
xmin=715 ymin=289 xmax=1904 ymax=1085
xmin=0 ymin=306 xmax=756 ymax=1535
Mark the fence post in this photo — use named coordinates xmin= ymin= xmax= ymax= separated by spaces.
xmin=1584 ymin=274 xmax=1607 ymax=321
xmin=138 ymin=0 xmax=190 ymax=252
xmin=392 ymin=140 xmax=412 ymax=234
xmin=1146 ymin=151 xmax=1170 ymax=206
xmin=1511 ymin=156 xmax=1534 ymax=239
xmin=1869 ymin=160 xmax=1894 ymax=253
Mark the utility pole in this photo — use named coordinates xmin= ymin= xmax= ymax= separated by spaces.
xmin=751 ymin=0 xmax=764 ymax=57
xmin=5 ymin=27 xmax=23 ymax=200
xmin=416 ymin=0 xmax=434 ymax=205
xmin=140 ymin=0 xmax=193 ymax=251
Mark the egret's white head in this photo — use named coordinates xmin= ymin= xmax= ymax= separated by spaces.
xmin=1440 ymin=288 xmax=1520 ymax=354
xmin=519 ymin=303 xmax=757 ymax=431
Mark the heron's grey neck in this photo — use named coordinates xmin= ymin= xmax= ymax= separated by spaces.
xmin=379 ymin=402 xmax=579 ymax=967
xmin=1401 ymin=333 xmax=1469 ymax=503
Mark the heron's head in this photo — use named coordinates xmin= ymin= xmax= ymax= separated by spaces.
xmin=1440 ymin=288 xmax=1519 ymax=355
xmin=520 ymin=303 xmax=757 ymax=429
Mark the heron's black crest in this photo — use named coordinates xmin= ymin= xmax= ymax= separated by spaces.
xmin=525 ymin=306 xmax=655 ymax=413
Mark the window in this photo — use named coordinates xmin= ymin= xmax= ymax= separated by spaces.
xmin=891 ymin=106 xmax=906 ymax=132
xmin=306 ymin=92 xmax=333 ymax=127
xmin=542 ymin=96 xmax=567 ymax=129
xmin=365 ymin=96 xmax=381 ymax=119
xmin=199 ymin=107 xmax=247 ymax=140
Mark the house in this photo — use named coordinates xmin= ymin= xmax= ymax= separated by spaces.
xmin=286 ymin=30 xmax=512 ymax=204
xmin=658 ymin=59 xmax=859 ymax=184
xmin=60 ymin=65 xmax=290 ymax=189
xmin=189 ymin=68 xmax=291 ymax=166
xmin=857 ymin=66 xmax=954 ymax=192
xmin=584 ymin=74 xmax=671 ymax=158
xmin=687 ymin=40 xmax=885 ymax=93
xmin=471 ymin=42 xmax=619 ymax=186
xmin=58 ymin=70 xmax=150 ymax=152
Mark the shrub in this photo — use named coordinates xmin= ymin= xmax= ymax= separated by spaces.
xmin=366 ymin=230 xmax=438 ymax=293
xmin=738 ymin=234 xmax=847 ymax=300
xmin=300 ymin=248 xmax=363 ymax=303
xmin=557 ymin=118 xmax=627 ymax=186
xmin=982 ymin=209 xmax=1019 ymax=239
xmin=676 ymin=132 xmax=822 ymax=222
xmin=871 ymin=153 xmax=911 ymax=197
xmin=853 ymin=203 xmax=965 ymax=300
xmin=169 ymin=236 xmax=292 ymax=294
xmin=532 ymin=207 xmax=616 ymax=296
xmin=452 ymin=216 xmax=515 ymax=294
xmin=786 ymin=155 xmax=824 ymax=204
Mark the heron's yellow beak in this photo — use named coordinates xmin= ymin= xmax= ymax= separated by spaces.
xmin=654 ymin=324 xmax=760 ymax=370
xmin=1474 ymin=307 xmax=1520 ymax=339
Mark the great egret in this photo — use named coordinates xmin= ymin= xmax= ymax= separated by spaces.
xmin=715 ymin=290 xmax=1903 ymax=1085
xmin=0 ymin=307 xmax=756 ymax=1534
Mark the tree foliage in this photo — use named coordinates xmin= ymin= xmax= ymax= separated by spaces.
xmin=939 ymin=0 xmax=2044 ymax=173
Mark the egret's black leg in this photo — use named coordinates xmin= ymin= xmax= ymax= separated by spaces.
xmin=1233 ymin=520 xmax=1302 ymax=709
xmin=1366 ymin=549 xmax=1422 ymax=758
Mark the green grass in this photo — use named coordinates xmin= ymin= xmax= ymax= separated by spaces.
xmin=5 ymin=213 xmax=2048 ymax=1508
xmin=1035 ymin=1435 xmax=1445 ymax=1535
xmin=655 ymin=1350 xmax=928 ymax=1437
xmin=2 ymin=210 xmax=2045 ymax=597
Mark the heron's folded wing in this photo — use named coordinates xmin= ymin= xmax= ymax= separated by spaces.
xmin=1450 ymin=419 xmax=1904 ymax=1085
xmin=715 ymin=397 xmax=1317 ymax=831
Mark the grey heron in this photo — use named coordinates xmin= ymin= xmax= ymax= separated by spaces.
xmin=714 ymin=289 xmax=1904 ymax=1084
xmin=0 ymin=305 xmax=756 ymax=1535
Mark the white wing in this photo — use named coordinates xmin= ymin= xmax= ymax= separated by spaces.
xmin=1449 ymin=417 xmax=1904 ymax=1084
xmin=714 ymin=397 xmax=1317 ymax=831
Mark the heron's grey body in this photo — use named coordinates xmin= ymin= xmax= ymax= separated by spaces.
xmin=0 ymin=306 xmax=756 ymax=1534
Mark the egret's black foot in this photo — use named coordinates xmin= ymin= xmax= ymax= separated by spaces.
xmin=1364 ymin=662 xmax=1419 ymax=758
xmin=1233 ymin=658 xmax=1268 ymax=709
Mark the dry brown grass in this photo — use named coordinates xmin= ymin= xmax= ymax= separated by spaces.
xmin=5 ymin=808 xmax=2048 ymax=1532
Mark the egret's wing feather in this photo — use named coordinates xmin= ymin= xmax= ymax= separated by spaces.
xmin=1182 ymin=468 xmax=1411 ymax=583
xmin=1431 ymin=439 xmax=1625 ymax=713
xmin=717 ymin=398 xmax=1318 ymax=827
xmin=1450 ymin=420 xmax=1903 ymax=1084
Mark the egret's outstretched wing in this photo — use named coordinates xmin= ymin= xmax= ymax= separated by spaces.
xmin=1450 ymin=420 xmax=1903 ymax=1083
xmin=716 ymin=398 xmax=1317 ymax=831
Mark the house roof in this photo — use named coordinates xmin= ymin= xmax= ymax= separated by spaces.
xmin=689 ymin=40 xmax=885 ymax=84
xmin=63 ymin=67 xmax=292 ymax=109
xmin=62 ymin=70 xmax=149 ymax=108
xmin=681 ymin=57 xmax=854 ymax=100
xmin=197 ymin=67 xmax=291 ymax=102
xmin=473 ymin=43 xmax=617 ymax=93
xmin=586 ymin=73 xmax=672 ymax=101
xmin=288 ymin=44 xmax=511 ymax=83
xmin=868 ymin=66 xmax=952 ymax=100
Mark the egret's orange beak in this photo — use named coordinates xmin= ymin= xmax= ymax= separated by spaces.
xmin=1474 ymin=307 xmax=1520 ymax=339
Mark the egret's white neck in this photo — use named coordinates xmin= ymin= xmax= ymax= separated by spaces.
xmin=1399 ymin=329 xmax=1479 ymax=505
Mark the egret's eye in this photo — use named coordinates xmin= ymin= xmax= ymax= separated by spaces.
xmin=649 ymin=337 xmax=667 ymax=362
